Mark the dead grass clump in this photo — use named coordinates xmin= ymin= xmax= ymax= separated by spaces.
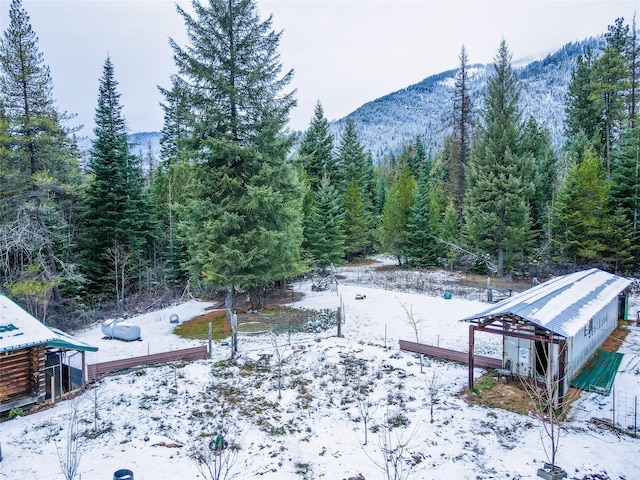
xmin=174 ymin=309 xmax=230 ymax=340
xmin=463 ymin=372 xmax=535 ymax=415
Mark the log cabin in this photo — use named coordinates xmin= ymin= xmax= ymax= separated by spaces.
xmin=0 ymin=294 xmax=97 ymax=413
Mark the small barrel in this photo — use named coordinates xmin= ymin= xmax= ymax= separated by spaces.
xmin=113 ymin=469 xmax=134 ymax=480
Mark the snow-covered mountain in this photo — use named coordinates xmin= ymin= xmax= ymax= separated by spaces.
xmin=128 ymin=35 xmax=606 ymax=165
xmin=329 ymin=35 xmax=605 ymax=163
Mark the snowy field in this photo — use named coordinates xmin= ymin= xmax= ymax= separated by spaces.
xmin=2 ymin=258 xmax=640 ymax=479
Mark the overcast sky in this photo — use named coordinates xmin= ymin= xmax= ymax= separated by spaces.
xmin=1 ymin=0 xmax=638 ymax=136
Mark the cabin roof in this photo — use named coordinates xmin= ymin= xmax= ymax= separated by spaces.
xmin=0 ymin=294 xmax=97 ymax=353
xmin=464 ymin=268 xmax=631 ymax=337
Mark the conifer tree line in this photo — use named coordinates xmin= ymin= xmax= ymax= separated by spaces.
xmin=0 ymin=0 xmax=637 ymax=325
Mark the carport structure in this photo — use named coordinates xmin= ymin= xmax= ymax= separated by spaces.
xmin=465 ymin=269 xmax=631 ymax=405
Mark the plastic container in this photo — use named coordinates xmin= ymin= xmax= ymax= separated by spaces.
xmin=113 ymin=469 xmax=134 ymax=480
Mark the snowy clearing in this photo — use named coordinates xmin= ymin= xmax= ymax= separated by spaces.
xmin=2 ymin=259 xmax=639 ymax=479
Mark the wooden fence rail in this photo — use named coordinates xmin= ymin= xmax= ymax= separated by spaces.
xmin=87 ymin=345 xmax=208 ymax=382
xmin=399 ymin=339 xmax=502 ymax=369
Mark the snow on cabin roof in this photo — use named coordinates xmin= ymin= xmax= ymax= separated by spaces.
xmin=0 ymin=294 xmax=57 ymax=353
xmin=464 ymin=269 xmax=631 ymax=338
xmin=0 ymin=294 xmax=98 ymax=354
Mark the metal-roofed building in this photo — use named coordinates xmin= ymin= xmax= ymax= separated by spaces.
xmin=0 ymin=294 xmax=97 ymax=412
xmin=464 ymin=268 xmax=631 ymax=402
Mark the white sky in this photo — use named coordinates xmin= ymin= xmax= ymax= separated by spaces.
xmin=1 ymin=0 xmax=638 ymax=136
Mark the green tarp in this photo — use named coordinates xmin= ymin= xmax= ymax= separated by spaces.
xmin=570 ymin=349 xmax=623 ymax=395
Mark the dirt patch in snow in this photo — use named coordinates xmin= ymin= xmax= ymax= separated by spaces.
xmin=601 ymin=324 xmax=631 ymax=352
xmin=463 ymin=373 xmax=534 ymax=415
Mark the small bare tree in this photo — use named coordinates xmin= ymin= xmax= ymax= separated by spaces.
xmin=366 ymin=410 xmax=419 ymax=480
xmin=189 ymin=410 xmax=240 ymax=480
xmin=425 ymin=368 xmax=441 ymax=424
xmin=56 ymin=399 xmax=83 ymax=480
xmin=518 ymin=340 xmax=572 ymax=475
xmin=90 ymin=382 xmax=103 ymax=433
xmin=270 ymin=331 xmax=288 ymax=401
xmin=105 ymin=241 xmax=131 ymax=311
xmin=356 ymin=392 xmax=377 ymax=446
xmin=399 ymin=299 xmax=425 ymax=373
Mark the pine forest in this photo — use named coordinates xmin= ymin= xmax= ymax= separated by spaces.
xmin=1 ymin=0 xmax=639 ymax=327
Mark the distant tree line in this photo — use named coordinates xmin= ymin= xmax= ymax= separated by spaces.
xmin=0 ymin=0 xmax=636 ymax=325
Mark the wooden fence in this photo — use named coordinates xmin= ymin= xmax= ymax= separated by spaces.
xmin=399 ymin=339 xmax=502 ymax=369
xmin=87 ymin=345 xmax=208 ymax=382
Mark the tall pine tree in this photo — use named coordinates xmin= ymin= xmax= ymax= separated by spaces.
xmin=299 ymin=102 xmax=335 ymax=191
xmin=302 ymin=176 xmax=345 ymax=269
xmin=552 ymin=151 xmax=612 ymax=265
xmin=168 ymin=0 xmax=303 ymax=308
xmin=81 ymin=57 xmax=150 ymax=300
xmin=336 ymin=118 xmax=376 ymax=255
xmin=450 ymin=45 xmax=474 ymax=214
xmin=379 ymin=163 xmax=416 ymax=265
xmin=464 ymin=39 xmax=533 ymax=276
xmin=404 ymin=174 xmax=438 ymax=267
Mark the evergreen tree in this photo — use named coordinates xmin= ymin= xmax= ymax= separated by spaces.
xmin=152 ymin=81 xmax=194 ymax=285
xmin=0 ymin=0 xmax=80 ymax=308
xmin=592 ymin=41 xmax=630 ymax=173
xmin=628 ymin=16 xmax=639 ymax=125
xmin=565 ymin=50 xmax=602 ymax=153
xmin=336 ymin=118 xmax=376 ymax=253
xmin=520 ymin=117 xmax=558 ymax=246
xmin=379 ymin=163 xmax=416 ymax=264
xmin=342 ymin=181 xmax=370 ymax=261
xmin=404 ymin=174 xmax=438 ymax=267
xmin=413 ymin=136 xmax=429 ymax=179
xmin=463 ymin=39 xmax=533 ymax=276
xmin=168 ymin=0 xmax=303 ymax=308
xmin=302 ymin=176 xmax=345 ymax=269
xmin=450 ymin=45 xmax=474 ymax=213
xmin=81 ymin=57 xmax=150 ymax=298
xmin=552 ymin=151 xmax=611 ymax=265
xmin=336 ymin=118 xmax=375 ymax=202
xmin=429 ymin=135 xmax=462 ymax=215
xmin=610 ymin=121 xmax=640 ymax=259
xmin=299 ymin=102 xmax=335 ymax=191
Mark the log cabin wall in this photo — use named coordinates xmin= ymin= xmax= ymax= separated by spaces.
xmin=0 ymin=345 xmax=46 ymax=408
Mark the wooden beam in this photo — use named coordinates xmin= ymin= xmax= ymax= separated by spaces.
xmin=468 ymin=325 xmax=475 ymax=391
xmin=476 ymin=326 xmax=564 ymax=344
xmin=557 ymin=339 xmax=567 ymax=406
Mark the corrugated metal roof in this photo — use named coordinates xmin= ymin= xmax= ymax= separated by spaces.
xmin=570 ymin=349 xmax=623 ymax=395
xmin=48 ymin=327 xmax=99 ymax=352
xmin=464 ymin=269 xmax=631 ymax=337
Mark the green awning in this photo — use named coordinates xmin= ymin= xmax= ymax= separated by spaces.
xmin=570 ymin=349 xmax=623 ymax=395
xmin=47 ymin=327 xmax=98 ymax=352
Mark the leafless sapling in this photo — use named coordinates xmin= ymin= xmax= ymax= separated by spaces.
xmin=188 ymin=411 xmax=240 ymax=480
xmin=368 ymin=409 xmax=419 ymax=480
xmin=425 ymin=367 xmax=441 ymax=424
xmin=56 ymin=399 xmax=83 ymax=480
xmin=517 ymin=340 xmax=572 ymax=473
xmin=270 ymin=331 xmax=289 ymax=401
xmin=399 ymin=299 xmax=426 ymax=373
xmin=357 ymin=392 xmax=377 ymax=446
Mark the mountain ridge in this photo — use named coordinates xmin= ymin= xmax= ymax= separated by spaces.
xmin=329 ymin=35 xmax=605 ymax=162
xmin=127 ymin=35 xmax=606 ymax=164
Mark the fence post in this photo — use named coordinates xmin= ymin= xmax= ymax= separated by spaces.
xmin=612 ymin=389 xmax=616 ymax=426
xmin=208 ymin=322 xmax=212 ymax=359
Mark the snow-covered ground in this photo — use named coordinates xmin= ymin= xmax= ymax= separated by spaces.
xmin=2 ymin=259 xmax=639 ymax=479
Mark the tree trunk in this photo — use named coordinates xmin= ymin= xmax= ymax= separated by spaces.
xmin=497 ymin=247 xmax=504 ymax=277
xmin=249 ymin=287 xmax=261 ymax=310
